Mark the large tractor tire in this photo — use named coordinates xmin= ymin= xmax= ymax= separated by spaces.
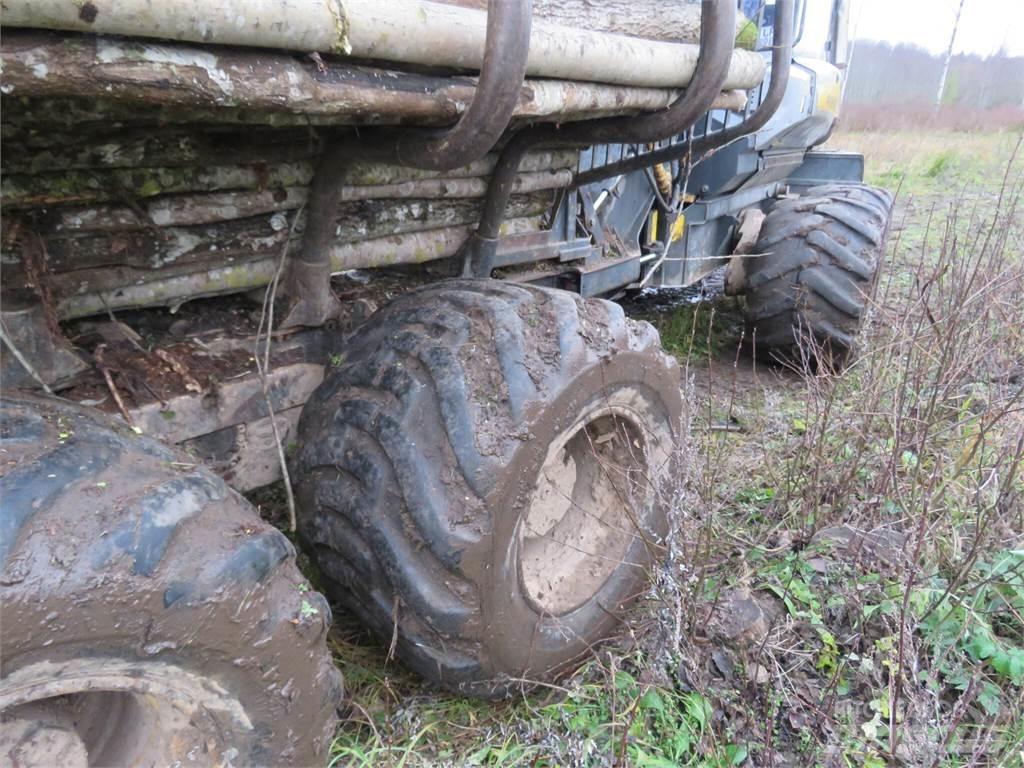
xmin=0 ymin=394 xmax=341 ymax=767
xmin=293 ymin=280 xmax=681 ymax=696
xmin=744 ymin=184 xmax=893 ymax=362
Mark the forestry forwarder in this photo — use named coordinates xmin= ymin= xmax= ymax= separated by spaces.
xmin=0 ymin=1 xmax=892 ymax=764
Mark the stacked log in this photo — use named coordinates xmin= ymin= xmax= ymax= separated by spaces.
xmin=1 ymin=119 xmax=573 ymax=319
xmin=1 ymin=32 xmax=751 ymax=128
xmin=0 ymin=1 xmax=765 ymax=322
xmin=447 ymin=0 xmax=760 ymax=47
xmin=2 ymin=1 xmax=766 ymax=90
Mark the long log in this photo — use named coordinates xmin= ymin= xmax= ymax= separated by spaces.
xmin=0 ymin=125 xmax=323 ymax=174
xmin=1 ymin=151 xmax=577 ymax=208
xmin=47 ymin=216 xmax=543 ymax=319
xmin=0 ymin=118 xmax=575 ymax=176
xmin=1 ymin=163 xmax=314 ymax=208
xmin=1 ymin=33 xmax=752 ymax=128
xmin=446 ymin=0 xmax=758 ymax=47
xmin=20 ymin=194 xmax=550 ymax=275
xmin=1 ymin=1 xmax=767 ymax=91
xmin=0 ymin=89 xmax=747 ymax=132
xmin=42 ymin=171 xmax=573 ymax=233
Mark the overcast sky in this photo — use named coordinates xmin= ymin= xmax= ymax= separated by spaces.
xmin=851 ymin=0 xmax=1024 ymax=57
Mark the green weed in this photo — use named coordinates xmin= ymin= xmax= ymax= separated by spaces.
xmin=326 ymin=631 xmax=752 ymax=767
xmin=925 ymin=150 xmax=956 ymax=178
xmin=641 ymin=301 xmax=740 ymax=361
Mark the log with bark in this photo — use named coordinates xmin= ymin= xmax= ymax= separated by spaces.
xmin=446 ymin=0 xmax=760 ymax=47
xmin=0 ymin=145 xmax=576 ymax=208
xmin=1 ymin=32 xmax=751 ymax=128
xmin=40 ymin=216 xmax=544 ymax=320
xmin=10 ymin=193 xmax=551 ymax=277
xmin=3 ymin=1 xmax=766 ymax=90
xmin=37 ymin=173 xmax=572 ymax=234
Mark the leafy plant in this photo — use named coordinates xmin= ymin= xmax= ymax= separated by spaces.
xmin=759 ymin=554 xmax=842 ymax=674
xmin=919 ymin=550 xmax=1024 ymax=695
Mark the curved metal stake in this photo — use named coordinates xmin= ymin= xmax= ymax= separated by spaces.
xmin=283 ymin=0 xmax=532 ymax=328
xmin=462 ymin=0 xmax=736 ymax=277
xmin=572 ymin=0 xmax=795 ymax=188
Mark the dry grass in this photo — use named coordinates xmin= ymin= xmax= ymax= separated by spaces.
xmin=663 ymin=131 xmax=1024 ymax=765
xmin=829 ymin=129 xmax=1022 ymax=196
xmin=840 ymin=104 xmax=1024 ymax=135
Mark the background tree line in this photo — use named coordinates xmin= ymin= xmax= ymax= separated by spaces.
xmin=845 ymin=40 xmax=1024 ymax=110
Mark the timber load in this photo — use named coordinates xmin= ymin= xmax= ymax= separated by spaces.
xmin=1 ymin=0 xmax=765 ymax=318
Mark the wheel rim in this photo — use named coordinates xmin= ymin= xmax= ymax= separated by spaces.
xmin=0 ymin=659 xmax=249 ymax=767
xmin=518 ymin=400 xmax=657 ymax=616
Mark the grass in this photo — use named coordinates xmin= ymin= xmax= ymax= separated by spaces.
xmin=254 ymin=126 xmax=1024 ymax=766
xmin=326 ymin=629 xmax=747 ymax=768
xmin=627 ymin=292 xmax=744 ymax=363
xmin=832 ymin=130 xmax=1021 ymax=196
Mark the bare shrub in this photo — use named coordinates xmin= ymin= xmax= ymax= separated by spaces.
xmin=756 ymin=143 xmax=1024 ymax=763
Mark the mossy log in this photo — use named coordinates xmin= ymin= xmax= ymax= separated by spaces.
xmin=0 ymin=118 xmax=575 ymax=178
xmin=1 ymin=163 xmax=314 ymax=209
xmin=38 ymin=171 xmax=572 ymax=234
xmin=45 ymin=216 xmax=543 ymax=320
xmin=1 ymin=150 xmax=576 ymax=208
xmin=0 ymin=125 xmax=322 ymax=175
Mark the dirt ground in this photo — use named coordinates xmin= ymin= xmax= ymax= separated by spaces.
xmin=246 ymin=127 xmax=1024 ymax=767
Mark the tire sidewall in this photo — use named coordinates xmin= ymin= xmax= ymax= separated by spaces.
xmin=477 ymin=351 xmax=680 ymax=680
xmin=0 ymin=394 xmax=339 ymax=766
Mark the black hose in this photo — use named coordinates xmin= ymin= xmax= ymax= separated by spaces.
xmin=466 ymin=0 xmax=736 ymax=263
xmin=395 ymin=0 xmax=533 ymax=170
xmin=572 ymin=0 xmax=795 ymax=189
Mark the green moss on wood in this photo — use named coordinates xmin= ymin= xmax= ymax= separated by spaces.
xmin=735 ymin=19 xmax=759 ymax=51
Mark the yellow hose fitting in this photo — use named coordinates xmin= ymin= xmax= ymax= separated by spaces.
xmin=652 ymin=163 xmax=673 ymax=199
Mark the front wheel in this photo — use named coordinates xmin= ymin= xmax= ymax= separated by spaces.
xmin=293 ymin=280 xmax=682 ymax=696
xmin=743 ymin=184 xmax=893 ymax=363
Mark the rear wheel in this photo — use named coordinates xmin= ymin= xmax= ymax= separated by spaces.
xmin=743 ymin=184 xmax=893 ymax=363
xmin=0 ymin=394 xmax=341 ymax=767
xmin=293 ymin=279 xmax=682 ymax=696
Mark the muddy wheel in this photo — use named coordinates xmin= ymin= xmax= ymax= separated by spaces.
xmin=293 ymin=279 xmax=681 ymax=696
xmin=0 ymin=394 xmax=341 ymax=767
xmin=744 ymin=184 xmax=893 ymax=362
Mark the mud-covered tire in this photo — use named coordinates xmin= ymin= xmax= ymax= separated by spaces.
xmin=293 ymin=279 xmax=681 ymax=696
xmin=744 ymin=184 xmax=893 ymax=361
xmin=0 ymin=394 xmax=341 ymax=767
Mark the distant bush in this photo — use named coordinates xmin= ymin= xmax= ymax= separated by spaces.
xmin=838 ymin=102 xmax=1024 ymax=133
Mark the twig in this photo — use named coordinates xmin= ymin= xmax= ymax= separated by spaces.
xmin=387 ymin=594 xmax=400 ymax=663
xmin=345 ymin=699 xmax=384 ymax=748
xmin=708 ymin=422 xmax=745 ymax=433
xmin=94 ymin=344 xmax=134 ymax=427
xmin=97 ymin=292 xmax=147 ymax=353
xmin=253 ymin=204 xmax=305 ymax=532
xmin=17 ymin=228 xmax=63 ymax=339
